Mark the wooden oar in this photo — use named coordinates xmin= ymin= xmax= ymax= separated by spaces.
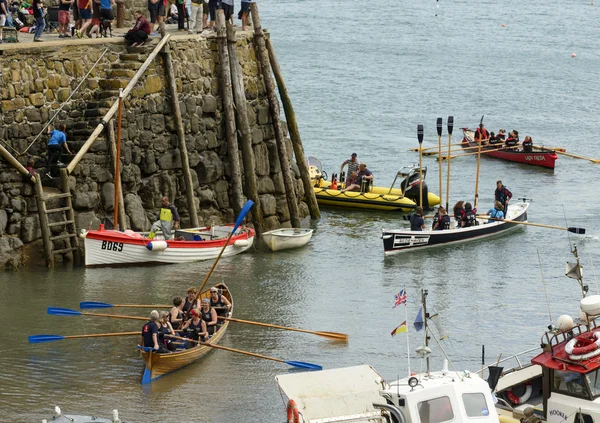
xmin=80 ymin=302 xmax=172 ymax=309
xmin=437 ymin=145 xmax=508 ymax=161
xmin=409 ymin=140 xmax=465 ymax=152
xmin=422 ymin=143 xmax=490 ymax=156
xmin=474 ymin=136 xmax=481 ymax=208
xmin=195 ymin=200 xmax=254 ymax=297
xmin=532 ymin=144 xmax=566 ymax=153
xmin=48 ymin=307 xmax=148 ymax=321
xmin=417 ymin=124 xmax=424 ymax=207
xmin=218 ymin=316 xmax=348 ymax=342
xmin=166 ymin=334 xmax=322 ymax=370
xmin=445 ymin=116 xmax=453 ymax=211
xmin=476 ymin=216 xmax=586 ymax=234
xmin=548 ymin=149 xmax=600 ymax=164
xmin=29 ymin=331 xmax=139 ymax=343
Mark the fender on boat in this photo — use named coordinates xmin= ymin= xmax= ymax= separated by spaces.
xmin=234 ymin=239 xmax=251 ymax=248
xmin=146 ymin=241 xmax=168 ymax=251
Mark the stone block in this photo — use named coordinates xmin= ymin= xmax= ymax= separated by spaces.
xmin=0 ymin=209 xmax=7 ymax=235
xmin=196 ymin=151 xmax=224 ymax=184
xmin=125 ymin=193 xmax=150 ymax=231
xmin=1 ymin=100 xmax=15 ymax=112
xmin=252 ymin=127 xmax=263 ymax=145
xmin=74 ymin=210 xmax=101 ymax=231
xmin=257 ymin=176 xmax=275 ymax=194
xmin=25 ymin=108 xmax=42 ymax=122
xmin=259 ymin=194 xmax=277 ymax=217
xmin=144 ymin=75 xmax=163 ymax=95
xmin=206 ymin=131 xmax=218 ymax=149
xmin=276 ymin=197 xmax=291 ymax=222
xmin=101 ymin=182 xmax=115 ymax=211
xmin=73 ymin=191 xmax=100 ymax=210
xmin=253 ymin=143 xmax=270 ymax=176
xmin=203 ymin=95 xmax=217 ymax=113
xmin=21 ymin=215 xmax=41 ymax=243
xmin=158 ymin=149 xmax=182 ymax=170
xmin=142 ymin=151 xmax=158 ymax=174
xmin=29 ymin=92 xmax=45 ymax=107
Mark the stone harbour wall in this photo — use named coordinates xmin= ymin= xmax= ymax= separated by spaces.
xmin=0 ymin=35 xmax=309 ymax=268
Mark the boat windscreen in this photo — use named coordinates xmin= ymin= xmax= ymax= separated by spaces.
xmin=552 ymin=369 xmax=592 ymax=399
xmin=307 ymin=156 xmax=323 ymax=172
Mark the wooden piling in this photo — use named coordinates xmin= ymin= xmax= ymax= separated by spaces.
xmin=107 ymin=121 xmax=127 ymax=229
xmin=34 ymin=176 xmax=53 ymax=267
xmin=162 ymin=44 xmax=200 ymax=227
xmin=264 ymin=33 xmax=320 ymax=220
xmin=216 ymin=11 xmax=244 ymax=216
xmin=227 ymin=23 xmax=264 ymax=235
xmin=250 ymin=3 xmax=301 ymax=228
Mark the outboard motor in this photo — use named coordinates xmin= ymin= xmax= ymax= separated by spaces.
xmin=401 ymin=170 xmax=431 ymax=210
xmin=340 ymin=170 xmax=346 ymax=186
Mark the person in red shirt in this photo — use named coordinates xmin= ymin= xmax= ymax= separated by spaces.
xmin=125 ymin=10 xmax=151 ymax=46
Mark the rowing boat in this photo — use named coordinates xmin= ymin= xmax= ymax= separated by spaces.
xmin=381 ymin=202 xmax=529 ymax=254
xmin=139 ymin=283 xmax=232 ymax=383
xmin=262 ymin=228 xmax=314 ymax=251
xmin=462 ymin=129 xmax=558 ymax=169
xmin=82 ymin=225 xmax=255 ymax=267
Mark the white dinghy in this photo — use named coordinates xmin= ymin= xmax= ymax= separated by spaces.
xmin=262 ymin=228 xmax=314 ymax=252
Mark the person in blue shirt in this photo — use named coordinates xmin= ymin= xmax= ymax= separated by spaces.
xmin=486 ymin=201 xmax=505 ymax=223
xmin=46 ymin=123 xmax=72 ymax=177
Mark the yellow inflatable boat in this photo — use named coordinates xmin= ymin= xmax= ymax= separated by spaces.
xmin=308 ymin=157 xmax=440 ymax=212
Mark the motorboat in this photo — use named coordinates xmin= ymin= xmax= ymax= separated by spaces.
xmin=308 ymin=157 xmax=440 ymax=212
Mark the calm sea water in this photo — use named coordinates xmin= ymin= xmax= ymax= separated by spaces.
xmin=3 ymin=1 xmax=600 ymax=421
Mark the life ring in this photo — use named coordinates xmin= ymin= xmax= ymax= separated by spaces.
xmin=565 ymin=331 xmax=600 ymax=361
xmin=506 ymin=382 xmax=532 ymax=405
xmin=286 ymin=399 xmax=300 ymax=423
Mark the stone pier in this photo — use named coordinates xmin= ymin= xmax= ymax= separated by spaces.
xmin=0 ymin=32 xmax=310 ymax=268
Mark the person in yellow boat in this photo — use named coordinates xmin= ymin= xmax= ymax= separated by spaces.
xmin=340 ymin=152 xmax=360 ymax=186
xmin=148 ymin=196 xmax=180 ymax=240
xmin=344 ymin=163 xmax=373 ymax=192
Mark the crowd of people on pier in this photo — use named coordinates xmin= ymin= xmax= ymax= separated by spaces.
xmin=141 ymin=286 xmax=232 ymax=352
xmin=0 ymin=0 xmax=254 ymax=43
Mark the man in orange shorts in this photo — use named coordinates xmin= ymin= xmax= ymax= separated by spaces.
xmin=57 ymin=0 xmax=73 ymax=37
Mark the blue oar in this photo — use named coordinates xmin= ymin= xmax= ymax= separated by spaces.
xmin=47 ymin=307 xmax=147 ymax=321
xmin=196 ymin=200 xmax=254 ymax=295
xmin=167 ymin=334 xmax=322 ymax=370
xmin=79 ymin=302 xmax=171 ymax=309
xmin=29 ymin=331 xmax=140 ymax=343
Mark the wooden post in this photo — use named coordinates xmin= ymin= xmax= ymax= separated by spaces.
xmin=250 ymin=3 xmax=301 ymax=228
xmin=107 ymin=121 xmax=126 ymax=229
xmin=162 ymin=44 xmax=200 ymax=227
xmin=67 ymin=35 xmax=172 ymax=175
xmin=227 ymin=23 xmax=264 ymax=235
xmin=116 ymin=0 xmax=125 ymax=28
xmin=264 ymin=33 xmax=320 ymax=220
xmin=0 ymin=143 xmax=34 ymax=182
xmin=34 ymin=176 xmax=53 ymax=267
xmin=216 ymin=12 xmax=244 ymax=216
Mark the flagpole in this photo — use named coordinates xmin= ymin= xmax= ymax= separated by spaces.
xmin=405 ymin=290 xmax=411 ymax=377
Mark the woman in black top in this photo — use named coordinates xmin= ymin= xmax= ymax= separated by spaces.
xmin=200 ymin=298 xmax=218 ymax=336
xmin=209 ymin=286 xmax=231 ymax=319
xmin=180 ymin=309 xmax=208 ymax=346
xmin=169 ymin=296 xmax=184 ymax=330
xmin=158 ymin=311 xmax=176 ymax=351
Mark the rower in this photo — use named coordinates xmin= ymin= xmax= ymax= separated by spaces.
xmin=522 ymin=135 xmax=533 ymax=152
xmin=200 ymin=298 xmax=219 ymax=336
xmin=432 ymin=207 xmax=451 ymax=230
xmin=505 ymin=130 xmax=519 ymax=149
xmin=141 ymin=310 xmax=160 ymax=352
xmin=180 ymin=309 xmax=208 ymax=346
xmin=409 ymin=206 xmax=425 ymax=231
xmin=486 ymin=201 xmax=505 ymax=223
xmin=209 ymin=286 xmax=231 ymax=321
xmin=158 ymin=311 xmax=176 ymax=351
xmin=494 ymin=180 xmax=512 ymax=214
xmin=461 ymin=202 xmax=477 ymax=227
xmin=182 ymin=287 xmax=200 ymax=321
xmin=452 ymin=201 xmax=465 ymax=227
xmin=474 ymin=122 xmax=489 ymax=144
xmin=169 ymin=296 xmax=184 ymax=330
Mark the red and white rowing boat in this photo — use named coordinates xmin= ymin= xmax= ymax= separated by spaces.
xmin=82 ymin=224 xmax=255 ymax=267
xmin=462 ymin=128 xmax=558 ymax=169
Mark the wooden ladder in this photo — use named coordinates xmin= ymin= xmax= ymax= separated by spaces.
xmin=34 ymin=169 xmax=80 ymax=267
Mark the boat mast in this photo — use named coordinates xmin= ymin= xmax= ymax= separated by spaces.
xmin=422 ymin=289 xmax=430 ymax=376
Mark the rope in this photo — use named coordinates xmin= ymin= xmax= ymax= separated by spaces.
xmin=314 ymin=188 xmax=408 ymax=203
xmin=20 ymin=48 xmax=110 ymax=156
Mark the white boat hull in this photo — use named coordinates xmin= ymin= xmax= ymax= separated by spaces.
xmin=83 ymin=227 xmax=254 ymax=267
xmin=262 ymin=228 xmax=314 ymax=252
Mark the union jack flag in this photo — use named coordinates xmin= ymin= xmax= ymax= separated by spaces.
xmin=393 ymin=289 xmax=407 ymax=308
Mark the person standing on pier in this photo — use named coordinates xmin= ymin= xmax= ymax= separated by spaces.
xmin=148 ymin=196 xmax=180 ymax=240
xmin=240 ymin=0 xmax=250 ymax=30
xmin=0 ymin=0 xmax=9 ymax=41
xmin=32 ymin=0 xmax=45 ymax=42
xmin=57 ymin=0 xmax=73 ymax=38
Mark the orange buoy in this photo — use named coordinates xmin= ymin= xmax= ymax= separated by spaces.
xmin=572 ymin=53 xmax=577 ymax=58
xmin=501 ymin=23 xmax=506 ymax=27
xmin=287 ymin=399 xmax=300 ymax=423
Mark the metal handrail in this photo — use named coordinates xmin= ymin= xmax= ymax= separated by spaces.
xmin=20 ymin=48 xmax=110 ymax=156
xmin=477 ymin=346 xmax=539 ymax=375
